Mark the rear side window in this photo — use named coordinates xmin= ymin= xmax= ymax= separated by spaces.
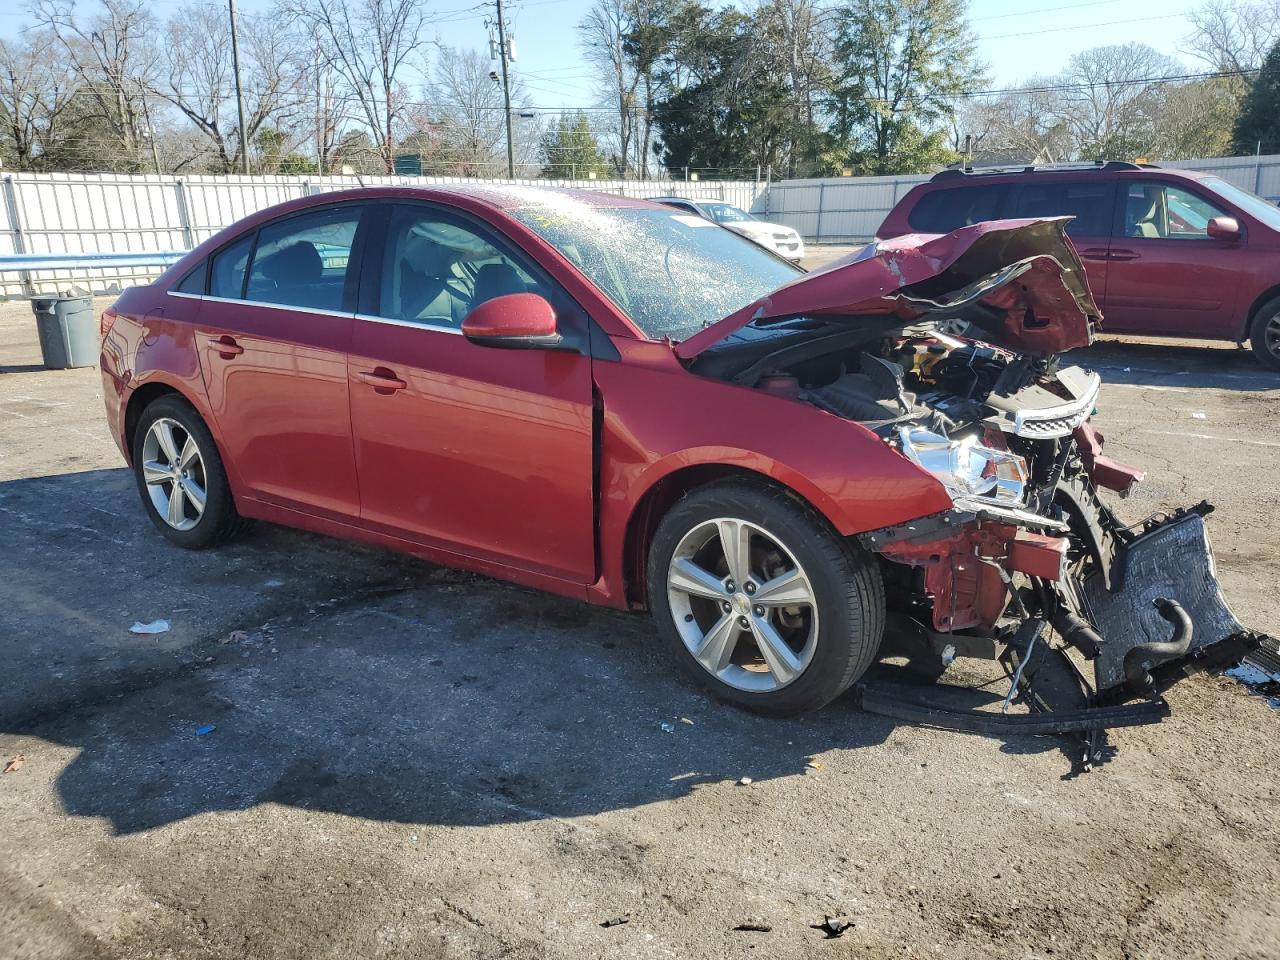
xmin=209 ymin=233 xmax=254 ymax=299
xmin=1009 ymin=181 xmax=1115 ymax=237
xmin=174 ymin=261 xmax=207 ymax=294
xmin=907 ymin=185 xmax=1008 ymax=233
xmin=244 ymin=206 xmax=362 ymax=311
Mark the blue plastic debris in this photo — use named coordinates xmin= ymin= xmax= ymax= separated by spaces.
xmin=195 ymin=724 xmax=216 ymax=736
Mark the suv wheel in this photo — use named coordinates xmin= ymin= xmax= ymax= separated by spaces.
xmin=646 ymin=480 xmax=884 ymax=716
xmin=131 ymin=395 xmax=251 ymax=549
xmin=1249 ymin=297 xmax=1280 ymax=371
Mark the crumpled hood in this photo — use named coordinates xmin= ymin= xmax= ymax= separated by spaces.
xmin=675 ymin=218 xmax=1100 ymax=359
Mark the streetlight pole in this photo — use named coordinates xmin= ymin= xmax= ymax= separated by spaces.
xmin=228 ymin=0 xmax=250 ymax=174
xmin=495 ymin=0 xmax=515 ymax=178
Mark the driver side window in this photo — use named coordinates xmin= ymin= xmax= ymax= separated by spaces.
xmin=378 ymin=205 xmax=545 ymax=329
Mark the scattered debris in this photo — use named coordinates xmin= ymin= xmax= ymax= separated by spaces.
xmin=1225 ymin=663 xmax=1280 ymax=707
xmin=734 ymin=919 xmax=772 ymax=933
xmin=679 ymin=717 xmax=694 ymax=725
xmin=129 ymin=619 xmax=170 ymax=635
xmin=1192 ymin=411 xmax=1207 ymax=419
xmin=3 ymin=754 xmax=25 ymax=774
xmin=659 ymin=722 xmax=675 ymax=733
xmin=195 ymin=724 xmax=216 ymax=737
xmin=737 ymin=776 xmax=753 ymax=786
xmin=811 ymin=915 xmax=855 ymax=939
xmin=219 ymin=629 xmax=249 ymax=645
xmin=600 ymin=913 xmax=631 ymax=928
xmin=806 ymin=761 xmax=824 ymax=771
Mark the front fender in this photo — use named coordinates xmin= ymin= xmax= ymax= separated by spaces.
xmin=590 ymin=346 xmax=951 ymax=606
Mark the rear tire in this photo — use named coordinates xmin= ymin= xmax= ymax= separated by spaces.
xmin=131 ymin=395 xmax=250 ymax=549
xmin=1249 ymin=297 xmax=1280 ymax=371
xmin=646 ymin=479 xmax=884 ymax=717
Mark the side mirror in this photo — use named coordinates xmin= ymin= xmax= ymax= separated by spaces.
xmin=461 ymin=292 xmax=562 ymax=349
xmin=1207 ymin=216 xmax=1241 ymax=241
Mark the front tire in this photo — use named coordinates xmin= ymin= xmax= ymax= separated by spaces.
xmin=646 ymin=480 xmax=884 ymax=716
xmin=1249 ymin=297 xmax=1280 ymax=372
xmin=131 ymin=395 xmax=250 ymax=549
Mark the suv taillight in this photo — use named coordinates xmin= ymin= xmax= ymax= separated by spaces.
xmin=100 ymin=306 xmax=118 ymax=338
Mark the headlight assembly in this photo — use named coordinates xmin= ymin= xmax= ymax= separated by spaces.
xmin=898 ymin=426 xmax=1028 ymax=506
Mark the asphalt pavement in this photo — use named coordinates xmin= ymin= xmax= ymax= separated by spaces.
xmin=2 ymin=262 xmax=1278 ymax=960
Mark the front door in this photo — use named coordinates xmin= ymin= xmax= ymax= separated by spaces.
xmin=196 ymin=203 xmax=365 ymax=518
xmin=1103 ymin=180 xmax=1244 ymax=337
xmin=348 ymin=203 xmax=597 ymax=584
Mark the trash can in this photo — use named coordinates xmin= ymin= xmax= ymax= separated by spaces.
xmin=31 ymin=295 xmax=97 ymax=369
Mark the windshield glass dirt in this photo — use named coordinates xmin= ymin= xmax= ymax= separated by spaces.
xmin=508 ymin=204 xmax=800 ymax=340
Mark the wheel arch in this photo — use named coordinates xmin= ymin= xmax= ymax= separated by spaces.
xmin=620 ymin=463 xmax=834 ymax=610
xmin=1244 ymin=286 xmax=1280 ymax=341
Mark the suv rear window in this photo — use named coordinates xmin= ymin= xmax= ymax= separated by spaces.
xmin=1009 ymin=181 xmax=1114 ymax=236
xmin=907 ymin=185 xmax=1007 ymax=233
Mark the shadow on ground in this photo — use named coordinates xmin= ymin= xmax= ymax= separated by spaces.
xmin=3 ymin=471 xmax=1063 ymax=835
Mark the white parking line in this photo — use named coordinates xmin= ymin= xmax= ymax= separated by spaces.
xmin=1142 ymin=430 xmax=1280 ymax=449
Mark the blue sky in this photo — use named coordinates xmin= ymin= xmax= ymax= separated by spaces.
xmin=0 ymin=0 xmax=1210 ymax=112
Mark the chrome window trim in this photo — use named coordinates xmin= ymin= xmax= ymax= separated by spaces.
xmin=164 ymin=290 xmax=354 ymax=320
xmin=166 ymin=290 xmax=467 ymax=335
xmin=354 ymin=313 xmax=465 ymax=335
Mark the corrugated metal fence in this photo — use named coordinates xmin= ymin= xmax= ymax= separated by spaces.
xmin=0 ymin=173 xmax=765 ymax=299
xmin=763 ymin=154 xmax=1280 ymax=243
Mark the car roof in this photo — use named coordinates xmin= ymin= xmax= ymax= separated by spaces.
xmin=924 ymin=161 xmax=1212 ymax=186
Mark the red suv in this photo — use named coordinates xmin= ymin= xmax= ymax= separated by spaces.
xmin=878 ymin=162 xmax=1280 ymax=369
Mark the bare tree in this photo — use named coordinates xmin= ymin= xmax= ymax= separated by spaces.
xmin=157 ymin=3 xmax=307 ymax=173
xmin=410 ymin=45 xmax=538 ymax=176
xmin=286 ymin=0 xmax=431 ymax=173
xmin=579 ymin=0 xmax=639 ymax=177
xmin=1054 ymin=43 xmax=1181 ymax=159
xmin=32 ymin=0 xmax=158 ymax=169
xmin=1185 ymin=0 xmax=1280 ymax=73
xmin=0 ymin=33 xmax=76 ymax=169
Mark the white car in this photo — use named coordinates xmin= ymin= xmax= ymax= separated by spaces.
xmin=652 ymin=196 xmax=806 ymax=262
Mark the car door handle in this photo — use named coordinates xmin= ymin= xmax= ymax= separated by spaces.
xmin=357 ymin=369 xmax=407 ymax=392
xmin=206 ymin=336 xmax=244 ymax=357
xmin=1078 ymin=248 xmax=1110 ymax=261
xmin=1108 ymin=249 xmax=1140 ymax=261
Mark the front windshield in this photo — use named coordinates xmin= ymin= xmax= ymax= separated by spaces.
xmin=1202 ymin=176 xmax=1280 ymax=231
xmin=508 ymin=202 xmax=800 ymax=340
xmin=701 ymin=202 xmax=756 ymax=224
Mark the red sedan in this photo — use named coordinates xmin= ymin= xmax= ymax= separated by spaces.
xmin=100 ymin=186 xmax=1260 ymax=725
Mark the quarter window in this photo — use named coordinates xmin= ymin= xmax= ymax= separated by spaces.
xmin=907 ymin=185 xmax=1008 ymax=233
xmin=1009 ymin=181 xmax=1114 ymax=236
xmin=208 ymin=233 xmax=254 ymax=299
xmin=1122 ymin=182 xmax=1228 ymax=240
xmin=377 ymin=206 xmax=545 ymax=328
xmin=244 ymin=206 xmax=362 ymax=310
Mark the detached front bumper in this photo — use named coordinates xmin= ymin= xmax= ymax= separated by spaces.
xmin=858 ymin=498 xmax=1269 ymax=760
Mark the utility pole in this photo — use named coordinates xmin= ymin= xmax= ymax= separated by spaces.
xmin=494 ymin=0 xmax=515 ymax=178
xmin=228 ymin=0 xmax=250 ymax=174
xmin=137 ymin=80 xmax=164 ymax=175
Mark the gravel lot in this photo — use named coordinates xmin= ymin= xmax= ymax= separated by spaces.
xmin=2 ymin=256 xmax=1278 ymax=960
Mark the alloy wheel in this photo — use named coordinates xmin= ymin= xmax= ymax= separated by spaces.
xmin=666 ymin=517 xmax=819 ymax=692
xmin=141 ymin=417 xmax=207 ymax=531
xmin=1266 ymin=314 xmax=1280 ymax=360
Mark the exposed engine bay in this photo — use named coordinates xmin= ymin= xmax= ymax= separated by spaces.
xmin=684 ymin=221 xmax=1269 ymax=770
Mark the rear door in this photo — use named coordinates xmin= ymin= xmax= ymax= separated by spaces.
xmin=347 ymin=202 xmax=597 ymax=583
xmin=1103 ymin=179 xmax=1244 ymax=336
xmin=197 ymin=203 xmax=366 ymax=518
xmin=1006 ymin=177 xmax=1115 ymax=313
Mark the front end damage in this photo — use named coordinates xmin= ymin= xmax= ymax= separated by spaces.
xmin=683 ymin=218 xmax=1270 ymax=767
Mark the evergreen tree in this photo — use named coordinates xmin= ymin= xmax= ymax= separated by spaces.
xmin=1233 ymin=40 xmax=1280 ymax=154
xmin=540 ymin=111 xmax=609 ymax=179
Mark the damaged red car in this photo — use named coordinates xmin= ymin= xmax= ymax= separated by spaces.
xmin=100 ymin=187 xmax=1266 ymax=757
